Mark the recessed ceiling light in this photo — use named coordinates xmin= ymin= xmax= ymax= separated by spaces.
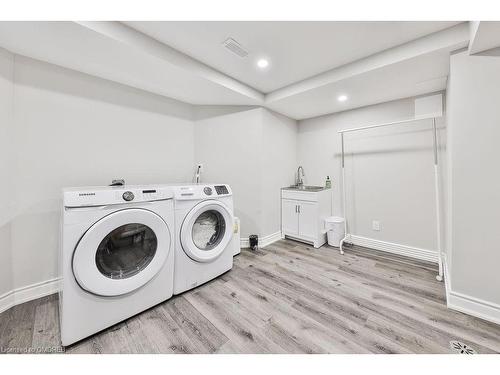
xmin=257 ymin=58 xmax=269 ymax=69
xmin=337 ymin=95 xmax=348 ymax=102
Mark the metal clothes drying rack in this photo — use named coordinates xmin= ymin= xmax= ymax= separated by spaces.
xmin=337 ymin=116 xmax=444 ymax=282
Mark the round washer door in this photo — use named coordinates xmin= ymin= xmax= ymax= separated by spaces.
xmin=73 ymin=208 xmax=171 ymax=296
xmin=180 ymin=200 xmax=233 ymax=263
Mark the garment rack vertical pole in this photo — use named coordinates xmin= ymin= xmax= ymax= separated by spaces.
xmin=339 ymin=132 xmax=346 ymax=255
xmin=337 ymin=116 xmax=444 ymax=281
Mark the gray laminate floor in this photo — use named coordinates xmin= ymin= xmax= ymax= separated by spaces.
xmin=1 ymin=239 xmax=500 ymax=354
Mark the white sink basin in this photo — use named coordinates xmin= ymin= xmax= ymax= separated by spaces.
xmin=283 ymin=185 xmax=326 ymax=192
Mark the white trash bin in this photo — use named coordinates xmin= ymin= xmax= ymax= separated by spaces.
xmin=325 ymin=216 xmax=345 ymax=247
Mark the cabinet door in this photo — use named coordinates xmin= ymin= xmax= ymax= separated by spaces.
xmin=282 ymin=199 xmax=299 ymax=236
xmin=298 ymin=201 xmax=318 ymax=239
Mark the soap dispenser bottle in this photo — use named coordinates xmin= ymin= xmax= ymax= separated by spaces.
xmin=325 ymin=176 xmax=332 ymax=188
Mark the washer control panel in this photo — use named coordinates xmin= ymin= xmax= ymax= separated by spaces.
xmin=215 ymin=185 xmax=229 ymax=195
xmin=172 ymin=184 xmax=232 ymax=200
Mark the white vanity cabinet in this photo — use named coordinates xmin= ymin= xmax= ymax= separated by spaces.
xmin=281 ymin=188 xmax=332 ymax=248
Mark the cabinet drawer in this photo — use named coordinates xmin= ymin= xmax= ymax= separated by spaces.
xmin=281 ymin=190 xmax=318 ymax=202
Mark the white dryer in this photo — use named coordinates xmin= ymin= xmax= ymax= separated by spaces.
xmin=59 ymin=185 xmax=174 ymax=346
xmin=172 ymin=184 xmax=234 ymax=294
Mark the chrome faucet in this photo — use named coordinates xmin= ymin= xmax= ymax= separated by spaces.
xmin=296 ymin=166 xmax=305 ymax=186
xmin=194 ymin=165 xmax=202 ymax=184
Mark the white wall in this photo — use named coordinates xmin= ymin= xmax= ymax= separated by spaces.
xmin=298 ymin=96 xmax=445 ymax=252
xmin=194 ymin=107 xmax=297 ymax=239
xmin=261 ymin=109 xmax=298 ymax=236
xmin=0 ymin=48 xmax=14 ymax=296
xmin=194 ymin=107 xmax=263 ymax=237
xmin=447 ymin=51 xmax=500 ymax=313
xmin=8 ymin=55 xmax=195 ymax=292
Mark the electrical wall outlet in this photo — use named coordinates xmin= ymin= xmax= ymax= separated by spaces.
xmin=372 ymin=220 xmax=381 ymax=231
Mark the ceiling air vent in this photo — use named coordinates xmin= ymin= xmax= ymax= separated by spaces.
xmin=222 ymin=38 xmax=249 ymax=58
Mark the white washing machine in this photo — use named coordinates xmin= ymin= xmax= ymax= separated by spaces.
xmin=59 ymin=185 xmax=174 ymax=346
xmin=171 ymin=184 xmax=234 ymax=294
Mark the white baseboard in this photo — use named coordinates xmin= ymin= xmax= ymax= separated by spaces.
xmin=447 ymin=291 xmax=500 ymax=326
xmin=348 ymin=234 xmax=439 ymax=264
xmin=443 ymin=256 xmax=500 ymax=325
xmin=0 ymin=277 xmax=61 ymax=314
xmin=240 ymin=231 xmax=282 ymax=249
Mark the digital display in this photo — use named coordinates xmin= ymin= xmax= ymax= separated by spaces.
xmin=215 ymin=185 xmax=229 ymax=195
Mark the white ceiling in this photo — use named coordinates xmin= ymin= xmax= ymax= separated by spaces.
xmin=469 ymin=21 xmax=500 ymax=55
xmin=0 ymin=21 xmax=262 ymax=105
xmin=0 ymin=21 xmax=475 ymax=120
xmin=265 ymin=22 xmax=470 ymax=119
xmin=266 ymin=49 xmax=451 ymax=120
xmin=125 ymin=21 xmax=461 ymax=93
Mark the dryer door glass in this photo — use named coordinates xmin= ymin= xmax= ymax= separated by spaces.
xmin=192 ymin=210 xmax=226 ymax=251
xmin=95 ymin=223 xmax=157 ymax=279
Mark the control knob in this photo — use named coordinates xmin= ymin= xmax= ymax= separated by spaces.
xmin=122 ymin=191 xmax=135 ymax=201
